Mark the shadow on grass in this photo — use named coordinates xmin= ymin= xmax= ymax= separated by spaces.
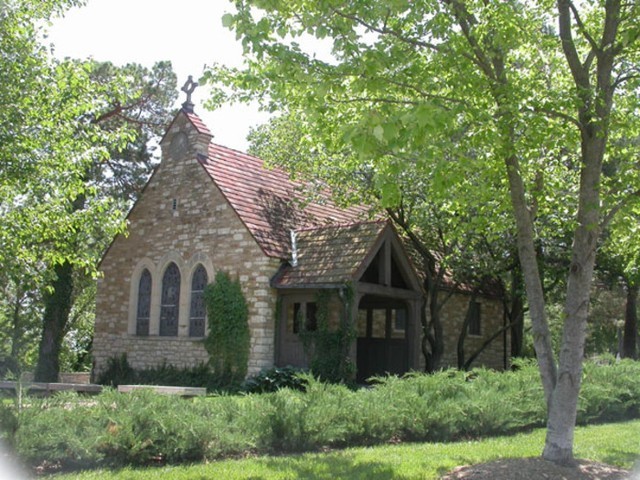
xmin=602 ymin=449 xmax=640 ymax=468
xmin=253 ymin=451 xmax=399 ymax=480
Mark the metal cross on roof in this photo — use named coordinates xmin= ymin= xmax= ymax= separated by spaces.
xmin=181 ymin=75 xmax=198 ymax=113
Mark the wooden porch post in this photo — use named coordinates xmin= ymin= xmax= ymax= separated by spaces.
xmin=348 ymin=290 xmax=363 ymax=375
xmin=408 ymin=298 xmax=422 ymax=370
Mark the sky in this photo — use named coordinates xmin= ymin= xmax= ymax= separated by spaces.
xmin=47 ymin=0 xmax=269 ymax=151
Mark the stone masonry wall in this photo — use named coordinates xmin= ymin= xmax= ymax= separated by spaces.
xmin=93 ymin=113 xmax=280 ymax=378
xmin=419 ymin=292 xmax=508 ymax=371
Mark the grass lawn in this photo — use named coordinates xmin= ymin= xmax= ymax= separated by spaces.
xmin=54 ymin=420 xmax=640 ymax=480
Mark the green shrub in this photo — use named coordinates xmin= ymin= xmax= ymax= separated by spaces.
xmin=300 ymin=380 xmax=359 ymax=446
xmin=134 ymin=362 xmax=229 ymax=392
xmin=94 ymin=389 xmax=214 ymax=466
xmin=96 ymin=354 xmax=135 ymax=387
xmin=0 ymin=401 xmax=18 ymax=445
xmin=15 ymin=392 xmax=105 ymax=469
xmin=96 ymin=354 xmax=231 ymax=392
xmin=242 ymin=366 xmax=308 ymax=393
xmin=256 ymin=379 xmax=362 ymax=451
xmin=578 ymin=359 xmax=640 ymax=423
xmin=12 ymin=360 xmax=640 ymax=471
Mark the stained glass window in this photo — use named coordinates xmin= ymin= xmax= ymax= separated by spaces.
xmin=189 ymin=265 xmax=208 ymax=337
xmin=160 ymin=262 xmax=180 ymax=336
xmin=136 ymin=269 xmax=151 ymax=336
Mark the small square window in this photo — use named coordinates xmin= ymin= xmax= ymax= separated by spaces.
xmin=292 ymin=302 xmax=318 ymax=333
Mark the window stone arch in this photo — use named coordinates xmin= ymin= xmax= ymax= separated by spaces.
xmin=189 ymin=264 xmax=208 ymax=337
xmin=160 ymin=262 xmax=181 ymax=336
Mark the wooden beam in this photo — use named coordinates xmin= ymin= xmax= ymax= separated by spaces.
xmin=356 ymin=282 xmax=422 ymax=299
xmin=384 ymin=240 xmax=392 ymax=286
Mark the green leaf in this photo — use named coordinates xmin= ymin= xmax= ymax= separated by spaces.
xmin=373 ymin=125 xmax=385 ymax=142
xmin=221 ymin=13 xmax=235 ymax=28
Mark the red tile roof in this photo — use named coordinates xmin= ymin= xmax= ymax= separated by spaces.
xmin=272 ymin=221 xmax=388 ymax=287
xmin=159 ymin=109 xmax=213 ymax=145
xmin=184 ymin=111 xmax=213 ymax=136
xmin=199 ymin=142 xmax=371 ymax=259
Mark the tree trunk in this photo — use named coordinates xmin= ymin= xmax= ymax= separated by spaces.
xmin=622 ymin=282 xmax=638 ymax=359
xmin=34 ymin=262 xmax=74 ymax=382
xmin=443 ymin=0 xmax=621 ymax=466
xmin=8 ymin=290 xmax=22 ymax=376
xmin=457 ymin=292 xmax=478 ymax=370
xmin=421 ymin=302 xmax=436 ymax=372
xmin=426 ymin=285 xmax=445 ymax=371
xmin=541 ymin=0 xmax=621 ymax=464
xmin=542 ymin=129 xmax=604 ymax=464
xmin=510 ymin=266 xmax=525 ymax=358
xmin=504 ymin=150 xmax=557 ymax=404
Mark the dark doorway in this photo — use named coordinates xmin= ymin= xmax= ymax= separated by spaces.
xmin=356 ymin=295 xmax=409 ymax=382
xmin=277 ymin=299 xmax=317 ymax=368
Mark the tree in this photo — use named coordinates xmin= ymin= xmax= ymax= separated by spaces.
xmin=205 ymin=0 xmax=640 ymax=464
xmin=0 ymin=258 xmax=43 ymax=376
xmin=1 ymin=0 xmax=126 ymax=378
xmin=33 ymin=60 xmax=177 ymax=382
xmin=0 ymin=1 xmax=177 ymax=380
xmin=1 ymin=1 xmax=122 ymax=271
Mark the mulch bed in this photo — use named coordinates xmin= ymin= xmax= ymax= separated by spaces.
xmin=441 ymin=458 xmax=633 ymax=480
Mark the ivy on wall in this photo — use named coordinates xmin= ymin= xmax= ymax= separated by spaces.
xmin=203 ymin=271 xmax=250 ymax=385
xmin=301 ymin=286 xmax=356 ymax=383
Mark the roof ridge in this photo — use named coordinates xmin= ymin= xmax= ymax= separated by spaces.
xmin=209 ymin=142 xmax=265 ymax=162
xmin=183 ymin=111 xmax=213 ymax=136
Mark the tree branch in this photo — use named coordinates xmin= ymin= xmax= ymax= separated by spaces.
xmin=327 ymin=95 xmax=421 ymax=106
xmin=530 ymin=106 xmax=584 ymax=135
xmin=557 ymin=0 xmax=591 ymax=92
xmin=441 ymin=0 xmax=498 ymax=81
xmin=383 ymin=77 xmax=466 ymax=105
xmin=613 ymin=70 xmax=640 ymax=88
xmin=567 ymin=1 xmax=600 ymax=52
xmin=601 ymin=189 xmax=640 ymax=230
xmin=463 ymin=317 xmax=521 ymax=370
xmin=331 ymin=7 xmax=442 ymax=52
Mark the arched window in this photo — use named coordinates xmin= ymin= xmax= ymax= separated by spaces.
xmin=136 ymin=269 xmax=152 ymax=336
xmin=189 ymin=265 xmax=208 ymax=337
xmin=160 ymin=262 xmax=180 ymax=336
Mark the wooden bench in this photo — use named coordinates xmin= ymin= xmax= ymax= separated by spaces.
xmin=117 ymin=385 xmax=206 ymax=397
xmin=0 ymin=381 xmax=103 ymax=395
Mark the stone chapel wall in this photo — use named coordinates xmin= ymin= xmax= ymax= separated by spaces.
xmin=418 ymin=292 xmax=508 ymax=371
xmin=93 ymin=114 xmax=280 ymax=378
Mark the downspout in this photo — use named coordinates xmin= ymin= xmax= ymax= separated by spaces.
xmin=290 ymin=230 xmax=298 ymax=267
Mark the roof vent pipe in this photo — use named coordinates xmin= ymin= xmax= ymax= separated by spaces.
xmin=290 ymin=230 xmax=298 ymax=267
